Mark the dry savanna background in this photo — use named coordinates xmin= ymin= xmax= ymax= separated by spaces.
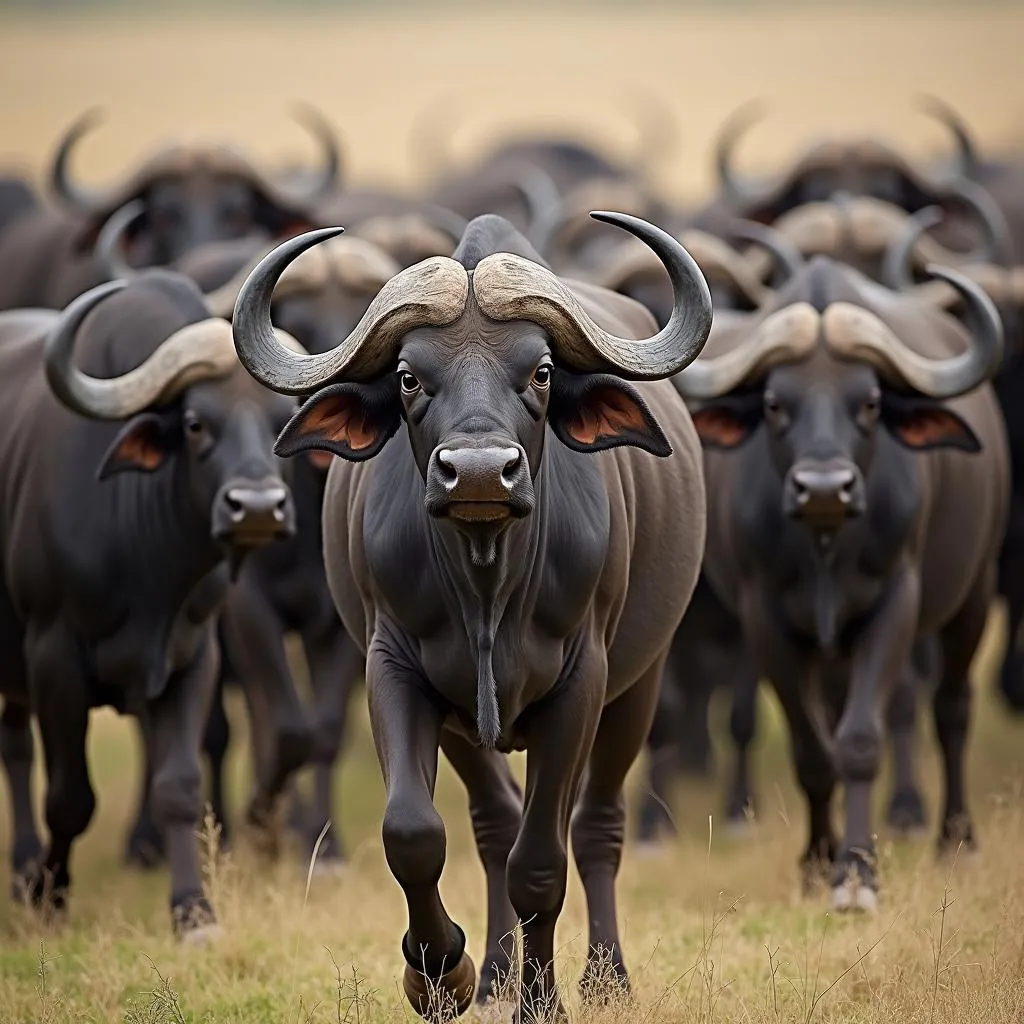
xmin=2 ymin=3 xmax=1024 ymax=1022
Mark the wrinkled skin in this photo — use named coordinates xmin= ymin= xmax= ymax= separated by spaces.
xmin=0 ymin=273 xmax=295 ymax=935
xmin=689 ymin=261 xmax=1007 ymax=907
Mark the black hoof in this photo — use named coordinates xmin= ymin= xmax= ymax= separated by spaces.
xmin=475 ymin=956 xmax=514 ymax=1004
xmin=579 ymin=953 xmax=630 ymax=1005
xmin=13 ymin=862 xmax=68 ymax=916
xmin=887 ymin=788 xmax=927 ymax=834
xmin=829 ymin=847 xmax=878 ymax=912
xmin=938 ymin=816 xmax=977 ymax=856
xmin=172 ymin=893 xmax=219 ymax=942
xmin=800 ymin=838 xmax=837 ymax=896
xmin=725 ymin=791 xmax=757 ymax=829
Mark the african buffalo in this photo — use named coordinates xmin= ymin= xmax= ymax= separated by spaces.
xmin=0 ymin=108 xmax=336 ymax=311
xmin=0 ymin=272 xmax=298 ymax=936
xmin=675 ymin=252 xmax=1007 ymax=909
xmin=231 ymin=212 xmax=712 ymax=1018
xmin=107 ymin=230 xmax=399 ymax=867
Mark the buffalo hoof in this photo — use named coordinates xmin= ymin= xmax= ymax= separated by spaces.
xmin=579 ymin=956 xmax=630 ymax=1005
xmin=475 ymin=956 xmax=515 ymax=1005
xmin=403 ymin=951 xmax=476 ymax=1022
xmin=172 ymin=895 xmax=217 ymax=941
xmin=831 ymin=882 xmax=879 ymax=913
xmin=887 ymin=789 xmax=927 ymax=836
xmin=937 ymin=816 xmax=977 ymax=858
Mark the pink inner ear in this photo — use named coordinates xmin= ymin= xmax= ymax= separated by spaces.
xmin=567 ymin=387 xmax=646 ymax=445
xmin=116 ymin=427 xmax=163 ymax=470
xmin=691 ymin=408 xmax=748 ymax=447
xmin=299 ymin=394 xmax=378 ymax=451
xmin=895 ymin=409 xmax=967 ymax=447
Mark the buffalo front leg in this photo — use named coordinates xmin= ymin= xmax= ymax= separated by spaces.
xmin=440 ymin=729 xmax=521 ymax=1003
xmin=300 ymin=624 xmax=361 ymax=867
xmin=146 ymin=628 xmax=220 ymax=939
xmin=27 ymin=631 xmax=94 ymax=915
xmin=367 ymin=641 xmax=474 ymax=1021
xmin=219 ymin=591 xmax=310 ymax=850
xmin=1 ymin=700 xmax=42 ymax=897
xmin=935 ymin=572 xmax=991 ymax=854
xmin=123 ymin=725 xmax=166 ymax=867
xmin=510 ymin=657 xmax=603 ymax=1021
xmin=202 ymin=672 xmax=232 ymax=848
xmin=832 ymin=570 xmax=918 ymax=911
xmin=572 ymin=660 xmax=662 ymax=998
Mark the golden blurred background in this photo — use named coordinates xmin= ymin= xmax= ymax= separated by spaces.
xmin=1 ymin=5 xmax=1022 ymax=203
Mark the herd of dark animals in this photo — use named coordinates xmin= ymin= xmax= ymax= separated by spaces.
xmin=0 ymin=96 xmax=1022 ymax=1020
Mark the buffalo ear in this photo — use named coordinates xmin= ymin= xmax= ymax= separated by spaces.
xmin=882 ymin=395 xmax=982 ymax=453
xmin=97 ymin=412 xmax=174 ymax=480
xmin=689 ymin=395 xmax=763 ymax=449
xmin=275 ymin=378 xmax=401 ymax=462
xmin=548 ymin=371 xmax=671 ymax=457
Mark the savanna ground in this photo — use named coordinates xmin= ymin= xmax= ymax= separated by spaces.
xmin=2 ymin=4 xmax=1024 ymax=1021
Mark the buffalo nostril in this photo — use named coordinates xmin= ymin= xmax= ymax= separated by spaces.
xmin=499 ymin=447 xmax=522 ymax=489
xmin=436 ymin=449 xmax=460 ymax=489
xmin=225 ymin=491 xmax=245 ymax=523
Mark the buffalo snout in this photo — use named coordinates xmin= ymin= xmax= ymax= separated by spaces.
xmin=425 ymin=441 xmax=534 ymax=522
xmin=212 ymin=477 xmax=295 ymax=547
xmin=783 ymin=460 xmax=865 ymax=527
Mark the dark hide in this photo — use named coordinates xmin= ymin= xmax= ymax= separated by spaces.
xmin=0 ymin=272 xmax=295 ymax=935
xmin=288 ymin=216 xmax=706 ymax=1015
xmin=692 ymin=258 xmax=1008 ymax=904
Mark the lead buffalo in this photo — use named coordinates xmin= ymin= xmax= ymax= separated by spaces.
xmin=232 ymin=212 xmax=712 ymax=1019
xmin=0 ymin=273 xmax=298 ymax=936
xmin=675 ymin=253 xmax=1007 ymax=908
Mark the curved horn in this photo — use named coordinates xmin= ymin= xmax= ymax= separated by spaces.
xmin=45 ymin=282 xmax=240 ymax=420
xmin=715 ymin=100 xmax=768 ymax=206
xmin=94 ymin=200 xmax=145 ymax=281
xmin=511 ymin=166 xmax=562 ymax=237
xmin=825 ymin=266 xmax=1003 ymax=398
xmin=918 ymin=95 xmax=980 ymax=180
xmin=474 ymin=211 xmax=713 ymax=379
xmin=882 ymin=206 xmax=944 ymax=291
xmin=673 ymin=303 xmax=821 ymax=399
xmin=940 ymin=176 xmax=1012 ymax=264
xmin=49 ymin=108 xmax=105 ymax=212
xmin=730 ymin=220 xmax=805 ymax=282
xmin=232 ymin=227 xmax=469 ymax=394
xmin=290 ymin=102 xmax=342 ymax=202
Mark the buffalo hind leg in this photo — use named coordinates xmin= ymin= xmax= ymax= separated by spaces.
xmin=1 ymin=700 xmax=42 ymax=897
xmin=146 ymin=628 xmax=220 ymax=939
xmin=368 ymin=646 xmax=474 ymax=1021
xmin=572 ymin=660 xmax=663 ymax=999
xmin=441 ymin=729 xmax=521 ymax=1004
xmin=203 ymin=672 xmax=232 ymax=849
xmin=638 ymin=651 xmax=683 ymax=844
xmin=935 ymin=574 xmax=991 ymax=854
xmin=300 ymin=625 xmax=361 ymax=868
xmin=725 ymin=652 xmax=759 ymax=829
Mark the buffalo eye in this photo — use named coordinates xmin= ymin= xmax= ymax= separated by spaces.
xmin=763 ymin=389 xmax=789 ymax=430
xmin=531 ymin=363 xmax=552 ymax=391
xmin=399 ymin=371 xmax=421 ymax=397
xmin=183 ymin=410 xmax=209 ymax=443
xmin=858 ymin=386 xmax=882 ymax=428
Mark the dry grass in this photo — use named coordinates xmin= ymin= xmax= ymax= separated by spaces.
xmin=1 ymin=5 xmax=1024 ymax=1022
xmin=0 ymin=610 xmax=1022 ymax=1023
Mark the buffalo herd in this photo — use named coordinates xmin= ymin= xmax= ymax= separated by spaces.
xmin=0 ymin=98 xmax=1022 ymax=1021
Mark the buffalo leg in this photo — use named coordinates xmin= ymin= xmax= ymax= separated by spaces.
xmin=203 ymin=673 xmax=232 ymax=848
xmin=997 ymin=513 xmax=1024 ymax=711
xmin=27 ymin=631 xmax=94 ymax=913
xmin=1 ymin=700 xmax=42 ymax=896
xmin=300 ymin=624 xmax=361 ymax=866
xmin=440 ymin=729 xmax=521 ymax=1003
xmin=638 ymin=649 xmax=683 ymax=843
xmin=572 ymin=660 xmax=662 ymax=996
xmin=832 ymin=571 xmax=918 ymax=910
xmin=368 ymin=645 xmax=474 ymax=1019
xmin=510 ymin=659 xmax=602 ymax=1021
xmin=935 ymin=574 xmax=990 ymax=853
xmin=219 ymin=591 xmax=310 ymax=847
xmin=146 ymin=628 xmax=219 ymax=937
xmin=725 ymin=652 xmax=759 ymax=827
xmin=123 ymin=726 xmax=166 ymax=868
